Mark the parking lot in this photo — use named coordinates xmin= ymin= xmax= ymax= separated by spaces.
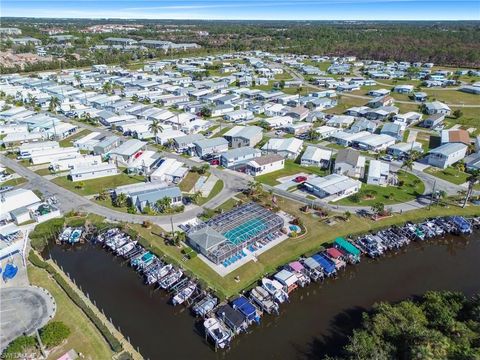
xmin=0 ymin=286 xmax=56 ymax=351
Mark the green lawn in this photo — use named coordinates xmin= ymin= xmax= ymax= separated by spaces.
xmin=0 ymin=176 xmax=26 ymax=187
xmin=28 ymin=265 xmax=114 ymax=360
xmin=52 ymin=172 xmax=145 ymax=196
xmin=445 ymin=107 xmax=480 ymax=130
xmin=336 ymin=171 xmax=425 ymax=206
xmin=256 ymin=160 xmax=328 ymax=186
xmin=197 ymin=179 xmax=224 ymax=205
xmin=425 ymin=89 xmax=480 ymax=106
xmin=325 ymin=96 xmax=368 ymax=114
xmin=179 ymin=171 xmax=202 ymax=192
xmin=35 ymin=168 xmax=54 ymax=176
xmin=424 ymin=166 xmax=470 ymax=185
xmin=59 ymin=129 xmax=91 ymax=148
xmin=214 ymin=197 xmax=240 ymax=212
xmin=215 ymin=126 xmax=233 ymax=137
xmin=326 ymin=143 xmax=347 ymax=150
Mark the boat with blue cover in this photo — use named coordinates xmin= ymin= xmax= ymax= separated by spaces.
xmin=311 ymin=254 xmax=336 ymax=276
xmin=231 ymin=296 xmax=261 ymax=325
xmin=450 ymin=216 xmax=472 ymax=235
xmin=2 ymin=263 xmax=18 ymax=282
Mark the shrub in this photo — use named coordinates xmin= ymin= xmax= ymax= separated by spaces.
xmin=29 ymin=217 xmax=65 ymax=251
xmin=40 ymin=321 xmax=71 ymax=348
xmin=2 ymin=336 xmax=38 ymax=358
xmin=349 ymin=193 xmax=361 ymax=203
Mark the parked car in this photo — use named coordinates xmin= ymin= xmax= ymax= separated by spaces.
xmin=380 ymin=154 xmax=393 ymax=162
xmin=210 ymin=159 xmax=220 ymax=166
xmin=294 ymin=176 xmax=307 ymax=183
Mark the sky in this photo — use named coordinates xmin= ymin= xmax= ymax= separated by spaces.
xmin=1 ymin=0 xmax=479 ymax=20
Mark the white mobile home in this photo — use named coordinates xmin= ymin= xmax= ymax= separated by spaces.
xmin=367 ymin=160 xmax=390 ymax=186
xmin=428 ymin=143 xmax=468 ymax=169
xmin=304 ymin=174 xmax=361 ymax=202
xmin=301 ymin=146 xmax=332 ymax=169
xmin=69 ymin=163 xmax=119 ymax=182
xmin=30 ymin=147 xmax=80 ymax=165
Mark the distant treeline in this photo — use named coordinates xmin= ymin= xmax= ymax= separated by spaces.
xmin=1 ymin=19 xmax=479 ymax=68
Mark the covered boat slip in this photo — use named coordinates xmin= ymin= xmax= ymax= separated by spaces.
xmin=274 ymin=269 xmax=298 ymax=294
xmin=334 ymin=237 xmax=361 ymax=261
xmin=216 ymin=304 xmax=248 ymax=334
xmin=311 ymin=254 xmax=336 ymax=275
xmin=231 ymin=296 xmax=259 ymax=323
xmin=250 ymin=286 xmax=278 ymax=315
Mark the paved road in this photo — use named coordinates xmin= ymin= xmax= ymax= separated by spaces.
xmin=0 ymin=286 xmax=56 ymax=352
xmin=1 ymin=154 xmax=248 ymax=228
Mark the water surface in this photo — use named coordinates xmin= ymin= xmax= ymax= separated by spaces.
xmin=47 ymin=233 xmax=480 ymax=359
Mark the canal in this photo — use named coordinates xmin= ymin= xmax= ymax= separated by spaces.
xmin=46 ymin=233 xmax=480 ymax=360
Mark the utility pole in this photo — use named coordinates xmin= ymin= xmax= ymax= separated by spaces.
xmin=429 ymin=179 xmax=436 ymax=210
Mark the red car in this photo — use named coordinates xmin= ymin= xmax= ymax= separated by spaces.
xmin=210 ymin=159 xmax=220 ymax=166
xmin=294 ymin=176 xmax=307 ymax=183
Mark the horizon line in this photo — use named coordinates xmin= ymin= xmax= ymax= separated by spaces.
xmin=2 ymin=16 xmax=480 ymax=21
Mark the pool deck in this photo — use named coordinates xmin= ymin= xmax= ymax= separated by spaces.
xmin=197 ymin=233 xmax=290 ymax=277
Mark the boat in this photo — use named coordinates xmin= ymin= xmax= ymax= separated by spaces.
xmin=231 ymin=296 xmax=261 ymax=325
xmin=333 ymin=237 xmax=361 ymax=263
xmin=172 ymin=282 xmax=197 ymax=306
xmin=311 ymin=254 xmax=337 ymax=276
xmin=59 ymin=227 xmax=72 ymax=242
xmin=158 ymin=269 xmax=183 ymax=289
xmin=68 ymin=228 xmax=82 ymax=244
xmin=300 ymin=257 xmax=324 ymax=281
xmin=261 ymin=278 xmax=289 ymax=303
xmin=216 ymin=304 xmax=248 ymax=334
xmin=192 ymin=294 xmax=218 ymax=318
xmin=249 ymin=286 xmax=279 ymax=315
xmin=2 ymin=263 xmax=18 ymax=282
xmin=116 ymin=241 xmax=137 ymax=256
xmin=204 ymin=317 xmax=231 ymax=349
xmin=286 ymin=261 xmax=310 ymax=287
xmin=325 ymin=248 xmax=347 ymax=270
xmin=450 ymin=216 xmax=472 ymax=235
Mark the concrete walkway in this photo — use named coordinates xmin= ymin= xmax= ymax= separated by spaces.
xmin=199 ymin=174 xmax=218 ymax=197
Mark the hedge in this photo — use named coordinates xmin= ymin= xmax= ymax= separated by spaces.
xmin=28 ymin=251 xmax=123 ymax=353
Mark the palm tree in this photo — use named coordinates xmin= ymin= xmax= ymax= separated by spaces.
xmin=156 ymin=197 xmax=172 ymax=213
xmin=74 ymin=74 xmax=81 ymax=84
xmin=115 ymin=193 xmax=128 ymax=208
xmin=462 ymin=171 xmax=480 ymax=208
xmin=454 ymin=161 xmax=465 ymax=175
xmin=102 ymin=82 xmax=112 ymax=94
xmin=96 ymin=189 xmax=109 ymax=201
xmin=410 ymin=150 xmax=422 ymax=162
xmin=148 ymin=119 xmax=163 ymax=143
xmin=401 ymin=158 xmax=414 ymax=171
xmin=307 ymin=128 xmax=320 ymax=141
xmin=173 ymin=231 xmax=186 ymax=246
xmin=247 ymin=181 xmax=262 ymax=196
xmin=190 ymin=191 xmax=202 ymax=204
xmin=48 ymin=96 xmax=60 ymax=113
